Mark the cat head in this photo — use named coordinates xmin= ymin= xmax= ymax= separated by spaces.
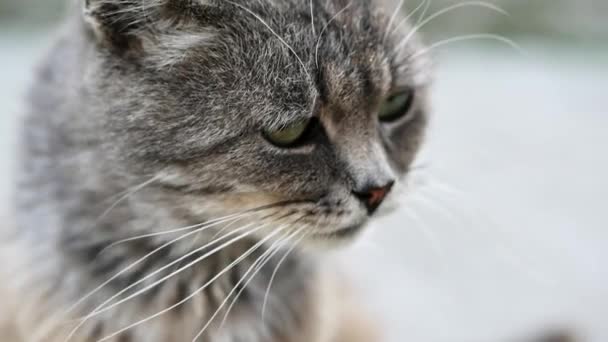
xmin=83 ymin=0 xmax=431 ymax=245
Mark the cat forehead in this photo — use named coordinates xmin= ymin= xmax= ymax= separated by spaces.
xmin=137 ymin=0 xmax=425 ymax=127
xmin=144 ymin=0 xmax=408 ymax=80
xmin=143 ymin=0 xmax=395 ymax=58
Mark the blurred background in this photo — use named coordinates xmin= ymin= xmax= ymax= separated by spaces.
xmin=1 ymin=0 xmax=607 ymax=341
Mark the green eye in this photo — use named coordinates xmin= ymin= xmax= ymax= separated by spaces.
xmin=378 ymin=89 xmax=415 ymax=122
xmin=263 ymin=119 xmax=311 ymax=147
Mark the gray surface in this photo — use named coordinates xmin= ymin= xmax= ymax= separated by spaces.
xmin=1 ymin=33 xmax=607 ymax=341
xmin=343 ymin=46 xmax=608 ymax=342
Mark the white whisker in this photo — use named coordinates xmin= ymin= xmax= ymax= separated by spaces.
xmin=415 ymin=0 xmax=433 ymax=26
xmin=414 ymin=177 xmax=556 ymax=284
xmin=386 ymin=0 xmax=428 ymax=41
xmin=219 ymin=228 xmax=304 ymax=332
xmin=66 ymin=213 xmax=252 ymax=315
xmin=99 ymin=212 xmax=250 ymax=253
xmin=94 ymin=176 xmax=159 ymax=225
xmin=261 ymin=226 xmax=308 ymax=320
xmin=92 ymin=224 xmax=261 ymax=315
xmin=193 ymin=226 xmax=298 ymax=341
xmin=65 ymin=222 xmax=265 ymax=342
xmin=382 ymin=0 xmax=406 ymax=43
xmin=409 ymin=33 xmax=527 ymax=60
xmin=409 ymin=188 xmax=460 ymax=223
xmin=96 ymin=224 xmax=288 ymax=342
xmin=395 ymin=1 xmax=509 ymax=53
xmin=402 ymin=206 xmax=445 ymax=263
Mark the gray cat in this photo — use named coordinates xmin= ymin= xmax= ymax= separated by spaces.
xmin=1 ymin=0 xmax=430 ymax=341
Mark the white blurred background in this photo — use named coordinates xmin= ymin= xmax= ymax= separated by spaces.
xmin=1 ymin=1 xmax=607 ymax=341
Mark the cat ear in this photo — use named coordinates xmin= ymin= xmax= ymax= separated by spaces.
xmin=84 ymin=0 xmax=146 ymax=50
xmin=83 ymin=0 xmax=201 ymax=51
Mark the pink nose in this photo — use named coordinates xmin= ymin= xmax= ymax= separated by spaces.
xmin=352 ymin=181 xmax=395 ymax=215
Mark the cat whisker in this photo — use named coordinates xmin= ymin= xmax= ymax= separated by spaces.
xmin=193 ymin=226 xmax=303 ymax=341
xmin=382 ymin=0 xmax=407 ymax=43
xmin=66 ymin=212 xmax=253 ymax=315
xmin=315 ymin=2 xmax=353 ymax=69
xmin=90 ymin=222 xmax=265 ymax=316
xmin=410 ymin=174 xmax=495 ymax=225
xmin=421 ymin=176 xmax=465 ymax=197
xmin=409 ymin=33 xmax=527 ymax=60
xmin=95 ymin=224 xmax=290 ymax=342
xmin=101 ymin=175 xmax=156 ymax=203
xmin=94 ymin=175 xmax=160 ymax=226
xmin=410 ymin=172 xmax=560 ymax=284
xmin=385 ymin=0 xmax=428 ymax=43
xmin=172 ymin=230 xmax=204 ymax=273
xmin=404 ymin=167 xmax=463 ymax=194
xmin=65 ymin=221 xmax=269 ymax=342
xmin=395 ymin=1 xmax=509 ymax=54
xmin=401 ymin=205 xmax=446 ymax=263
xmin=98 ymin=211 xmax=250 ymax=253
xmin=415 ymin=0 xmax=433 ymax=27
xmin=220 ymin=227 xmax=308 ymax=334
xmin=99 ymin=198 xmax=308 ymax=253
xmin=402 ymin=171 xmax=475 ymax=228
xmin=225 ymin=1 xmax=311 ymax=82
xmin=408 ymin=187 xmax=460 ymax=224
xmin=261 ymin=226 xmax=309 ymax=321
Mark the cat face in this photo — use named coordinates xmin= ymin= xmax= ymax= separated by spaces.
xmin=87 ymin=0 xmax=430 ymax=244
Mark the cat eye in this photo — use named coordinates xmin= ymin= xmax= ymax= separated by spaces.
xmin=378 ymin=89 xmax=415 ymax=123
xmin=263 ymin=119 xmax=311 ymax=148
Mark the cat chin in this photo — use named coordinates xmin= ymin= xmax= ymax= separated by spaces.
xmin=301 ymin=223 xmax=368 ymax=250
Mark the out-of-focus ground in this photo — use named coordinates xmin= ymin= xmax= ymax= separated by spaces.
xmin=1 ymin=1 xmax=607 ymax=341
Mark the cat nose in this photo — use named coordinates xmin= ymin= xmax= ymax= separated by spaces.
xmin=352 ymin=180 xmax=395 ymax=215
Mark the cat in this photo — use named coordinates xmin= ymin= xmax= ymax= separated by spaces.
xmin=1 ymin=0 xmax=430 ymax=341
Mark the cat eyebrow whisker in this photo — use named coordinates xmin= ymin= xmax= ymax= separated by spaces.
xmin=407 ymin=33 xmax=527 ymax=60
xmin=385 ymin=0 xmax=433 ymax=41
xmin=66 ymin=221 xmax=268 ymax=342
xmin=314 ymin=1 xmax=353 ymax=70
xmin=415 ymin=0 xmax=433 ymax=26
xmin=382 ymin=0 xmax=406 ymax=43
xmin=94 ymin=224 xmax=289 ymax=342
xmin=384 ymin=0 xmax=430 ymax=44
xmin=225 ymin=0 xmax=312 ymax=82
xmin=394 ymin=1 xmax=509 ymax=55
